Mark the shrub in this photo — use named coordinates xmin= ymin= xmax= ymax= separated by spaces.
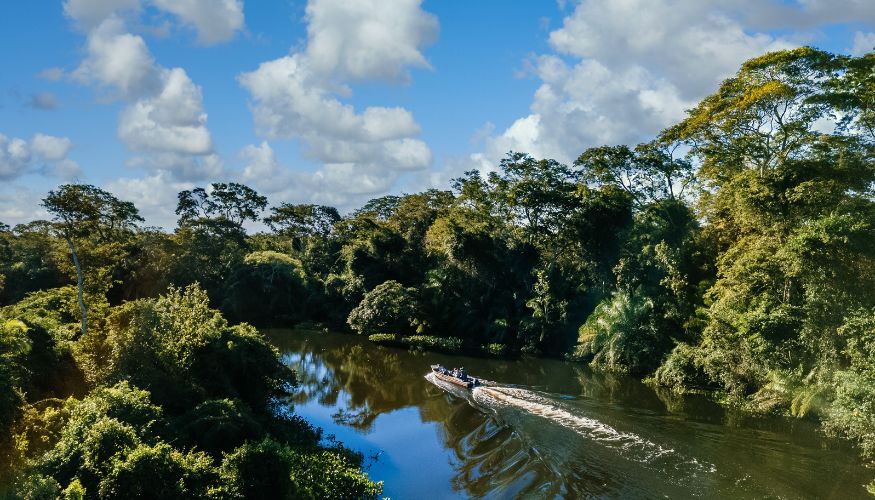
xmin=0 ymin=318 xmax=30 ymax=438
xmin=824 ymin=370 xmax=875 ymax=459
xmin=401 ymin=335 xmax=463 ymax=353
xmin=219 ymin=439 xmax=295 ymax=499
xmin=287 ymin=449 xmax=382 ymax=499
xmin=650 ymin=343 xmax=710 ymax=392
xmin=569 ymin=290 xmax=666 ymax=374
xmin=220 ymin=438 xmax=382 ymax=500
xmin=74 ymin=285 xmax=294 ymax=414
xmin=98 ymin=443 xmax=217 ymax=499
xmin=483 ymin=343 xmax=508 ymax=357
xmin=1 ymin=287 xmax=85 ymax=339
xmin=31 ymin=383 xmax=163 ymax=492
xmin=347 ymin=280 xmax=417 ymax=336
xmin=15 ymin=474 xmax=61 ymax=500
xmin=367 ymin=333 xmax=400 ymax=346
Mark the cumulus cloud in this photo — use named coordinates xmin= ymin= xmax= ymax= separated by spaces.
xmin=151 ymin=0 xmax=244 ymax=45
xmin=63 ymin=0 xmax=140 ymax=30
xmin=118 ymin=68 xmax=213 ymax=155
xmin=480 ymin=0 xmax=875 ymax=168
xmin=240 ymin=141 xmax=286 ymax=187
xmin=304 ymin=0 xmax=437 ymax=82
xmin=73 ymin=16 xmax=161 ymax=99
xmin=0 ymin=133 xmax=80 ymax=181
xmin=126 ymin=152 xmax=224 ymax=181
xmin=0 ymin=135 xmax=31 ymax=180
xmin=31 ymin=134 xmax=73 ymax=161
xmin=0 ymin=187 xmax=51 ymax=226
xmin=63 ymin=0 xmax=243 ymax=45
xmin=238 ymin=0 xmax=436 ymax=208
xmin=480 ymin=0 xmax=796 ymax=166
xmin=65 ymin=2 xmax=219 ymax=181
xmin=238 ymin=141 xmax=405 ymax=212
xmin=240 ymin=55 xmax=421 ymax=144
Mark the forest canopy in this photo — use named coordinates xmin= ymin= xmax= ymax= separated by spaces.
xmin=1 ymin=47 xmax=874 ymax=496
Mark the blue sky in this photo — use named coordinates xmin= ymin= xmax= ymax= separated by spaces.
xmin=1 ymin=0 xmax=873 ymax=227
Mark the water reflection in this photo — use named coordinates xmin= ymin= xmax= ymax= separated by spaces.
xmin=269 ymin=329 xmax=873 ymax=499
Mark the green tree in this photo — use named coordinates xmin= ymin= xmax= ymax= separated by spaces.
xmin=575 ymin=141 xmax=694 ymax=208
xmin=176 ymin=183 xmax=267 ymax=227
xmin=571 ymin=290 xmax=660 ymax=374
xmin=41 ymin=185 xmax=142 ymax=337
xmin=668 ymin=47 xmax=875 ymax=397
xmin=264 ymin=203 xmax=340 ymax=252
xmin=347 ymin=280 xmax=417 ymax=336
xmin=489 ymin=152 xmax=577 ymax=244
xmin=173 ymin=183 xmax=267 ymax=299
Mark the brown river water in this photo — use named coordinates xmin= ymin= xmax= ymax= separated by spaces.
xmin=269 ymin=329 xmax=874 ymax=499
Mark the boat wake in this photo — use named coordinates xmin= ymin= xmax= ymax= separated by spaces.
xmin=425 ymin=371 xmax=715 ymax=485
xmin=472 ymin=385 xmax=715 ymax=475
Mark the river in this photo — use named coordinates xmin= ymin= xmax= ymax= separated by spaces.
xmin=269 ymin=329 xmax=872 ymax=499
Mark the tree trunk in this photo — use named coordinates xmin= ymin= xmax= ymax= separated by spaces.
xmin=66 ymin=236 xmax=87 ymax=337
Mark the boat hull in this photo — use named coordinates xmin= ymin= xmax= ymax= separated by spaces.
xmin=433 ymin=370 xmax=474 ymax=389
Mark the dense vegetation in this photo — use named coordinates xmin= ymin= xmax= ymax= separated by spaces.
xmin=1 ymin=47 xmax=874 ymax=493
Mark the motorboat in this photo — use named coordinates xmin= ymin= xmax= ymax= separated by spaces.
xmin=430 ymin=364 xmax=488 ymax=389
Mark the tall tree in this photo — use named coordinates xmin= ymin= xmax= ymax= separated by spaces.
xmin=575 ymin=141 xmax=694 ymax=208
xmin=173 ymin=183 xmax=267 ymax=299
xmin=42 ymin=184 xmax=142 ymax=337
xmin=176 ymin=182 xmax=267 ymax=227
xmin=489 ymin=152 xmax=577 ymax=244
xmin=265 ymin=203 xmax=340 ymax=251
xmin=669 ymin=47 xmax=875 ymax=395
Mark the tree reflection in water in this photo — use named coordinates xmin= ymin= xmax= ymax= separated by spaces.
xmin=273 ymin=330 xmax=561 ymax=497
xmin=269 ymin=329 xmax=875 ymax=499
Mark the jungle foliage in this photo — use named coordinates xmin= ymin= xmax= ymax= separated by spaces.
xmin=1 ymin=47 xmax=874 ymax=493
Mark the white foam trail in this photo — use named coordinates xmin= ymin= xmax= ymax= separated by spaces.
xmin=473 ymin=386 xmax=715 ymax=474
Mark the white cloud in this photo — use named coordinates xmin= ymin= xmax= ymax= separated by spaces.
xmin=151 ymin=0 xmax=244 ymax=45
xmin=0 ymin=133 xmax=79 ymax=181
xmin=0 ymin=135 xmax=31 ymax=180
xmin=67 ymin=6 xmax=217 ymax=181
xmin=64 ymin=0 xmax=244 ymax=44
xmin=63 ymin=0 xmax=140 ymax=30
xmin=51 ymin=159 xmax=84 ymax=180
xmin=118 ymin=68 xmax=213 ymax=155
xmin=31 ymin=134 xmax=74 ymax=161
xmin=480 ymin=0 xmax=804 ymax=166
xmin=852 ymin=31 xmax=875 ymax=56
xmin=127 ymin=152 xmax=224 ymax=182
xmin=238 ymin=0 xmax=437 ymax=209
xmin=479 ymin=0 xmax=875 ymax=169
xmin=238 ymin=141 xmax=406 ymax=212
xmin=0 ymin=187 xmax=50 ymax=226
xmin=240 ymin=141 xmax=285 ymax=188
xmin=304 ymin=0 xmax=437 ymax=82
xmin=73 ymin=16 xmax=161 ymax=99
xmin=240 ymin=55 xmax=421 ymax=144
